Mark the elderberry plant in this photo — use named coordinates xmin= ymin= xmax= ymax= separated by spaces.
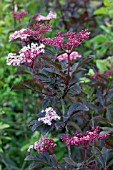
xmin=7 ymin=11 xmax=111 ymax=170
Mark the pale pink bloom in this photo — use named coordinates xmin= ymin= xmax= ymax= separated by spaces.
xmin=6 ymin=53 xmax=24 ymax=66
xmin=27 ymin=136 xmax=56 ymax=154
xmin=57 ymin=51 xmax=82 ymax=61
xmin=9 ymin=29 xmax=30 ymax=41
xmin=27 ymin=145 xmax=34 ymax=152
xmin=6 ymin=43 xmax=45 ymax=66
xmin=36 ymin=11 xmax=57 ymax=21
xmin=38 ymin=107 xmax=60 ymax=125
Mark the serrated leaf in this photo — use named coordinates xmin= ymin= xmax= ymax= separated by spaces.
xmin=76 ymin=55 xmax=94 ymax=69
xmin=25 ymin=155 xmax=42 ymax=161
xmin=29 ymin=120 xmax=38 ymax=126
xmin=41 ymin=167 xmax=52 ymax=170
xmin=28 ymin=162 xmax=44 ymax=170
xmin=41 ymin=124 xmax=52 ymax=135
xmin=31 ymin=121 xmax=43 ymax=132
xmin=67 ymin=103 xmax=89 ymax=116
xmin=69 ymin=84 xmax=81 ymax=95
xmin=42 ymin=68 xmax=64 ymax=78
xmin=64 ymin=157 xmax=77 ymax=166
xmin=11 ymin=79 xmax=43 ymax=91
xmin=41 ymin=152 xmax=51 ymax=164
xmin=105 ymin=139 xmax=113 ymax=149
xmin=14 ymin=70 xmax=30 ymax=75
xmin=41 ymin=55 xmax=62 ymax=71
xmin=106 ymin=90 xmax=113 ymax=103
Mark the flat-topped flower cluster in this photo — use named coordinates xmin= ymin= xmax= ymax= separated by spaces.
xmin=38 ymin=107 xmax=60 ymax=125
xmin=61 ymin=126 xmax=110 ymax=148
xmin=27 ymin=136 xmax=56 ymax=154
xmin=7 ymin=43 xmax=45 ymax=66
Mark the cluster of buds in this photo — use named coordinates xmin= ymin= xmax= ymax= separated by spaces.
xmin=61 ymin=126 xmax=110 ymax=148
xmin=57 ymin=51 xmax=82 ymax=61
xmin=6 ymin=43 xmax=45 ymax=66
xmin=43 ymin=30 xmax=90 ymax=49
xmin=12 ymin=11 xmax=28 ymax=21
xmin=27 ymin=136 xmax=56 ymax=154
xmin=38 ymin=107 xmax=60 ymax=125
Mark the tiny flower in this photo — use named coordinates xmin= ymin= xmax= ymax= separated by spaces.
xmin=36 ymin=11 xmax=57 ymax=21
xmin=61 ymin=126 xmax=110 ymax=148
xmin=27 ymin=145 xmax=34 ymax=152
xmin=6 ymin=43 xmax=45 ymax=66
xmin=38 ymin=107 xmax=60 ymax=125
xmin=27 ymin=136 xmax=56 ymax=154
xmin=6 ymin=53 xmax=24 ymax=66
xmin=43 ymin=29 xmax=90 ymax=49
xmin=9 ymin=29 xmax=30 ymax=41
xmin=12 ymin=11 xmax=28 ymax=21
xmin=57 ymin=51 xmax=82 ymax=61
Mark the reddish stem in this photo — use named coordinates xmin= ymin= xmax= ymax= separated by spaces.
xmin=52 ymin=154 xmax=64 ymax=170
xmin=84 ymin=149 xmax=87 ymax=165
xmin=66 ymin=53 xmax=71 ymax=85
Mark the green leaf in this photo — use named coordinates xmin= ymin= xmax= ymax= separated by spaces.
xmin=96 ymin=60 xmax=108 ymax=72
xmin=94 ymin=7 xmax=108 ymax=15
xmin=104 ymin=0 xmax=111 ymax=6
xmin=91 ymin=34 xmax=107 ymax=43
xmin=0 ymin=123 xmax=10 ymax=130
xmin=100 ymin=25 xmax=112 ymax=34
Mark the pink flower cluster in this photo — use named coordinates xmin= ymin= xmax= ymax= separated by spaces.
xmin=12 ymin=11 xmax=28 ymax=21
xmin=57 ymin=51 xmax=82 ymax=61
xmin=27 ymin=136 xmax=56 ymax=154
xmin=9 ymin=25 xmax=51 ymax=42
xmin=38 ymin=107 xmax=60 ymax=125
xmin=9 ymin=29 xmax=31 ymax=41
xmin=61 ymin=127 xmax=110 ymax=148
xmin=6 ymin=43 xmax=45 ymax=66
xmin=43 ymin=30 xmax=90 ymax=49
xmin=36 ymin=11 xmax=56 ymax=21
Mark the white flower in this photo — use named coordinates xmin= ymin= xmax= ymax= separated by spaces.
xmin=38 ymin=107 xmax=60 ymax=125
